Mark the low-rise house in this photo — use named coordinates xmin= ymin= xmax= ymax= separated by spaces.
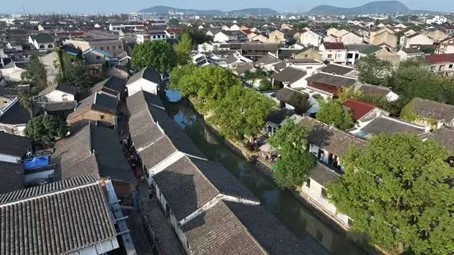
xmin=320 ymin=42 xmax=347 ymax=65
xmin=354 ymin=83 xmax=399 ymax=102
xmin=52 ymin=124 xmax=136 ymax=190
xmin=28 ymin=34 xmax=55 ymax=51
xmin=320 ymin=64 xmax=357 ymax=78
xmin=345 ymin=44 xmax=381 ymax=66
xmin=36 ymin=83 xmax=77 ymax=103
xmin=126 ymin=90 xmax=311 ymax=255
xmin=271 ymin=66 xmax=307 ymax=88
xmin=67 ymin=92 xmax=118 ymax=127
xmin=293 ymin=47 xmax=323 ymax=61
xmin=422 ymin=125 xmax=454 ymax=156
xmin=39 ymin=101 xmax=78 ymax=120
xmin=83 ymin=48 xmax=120 ymax=76
xmin=342 ymin=99 xmax=387 ymax=126
xmin=90 ymin=76 xmax=127 ymax=99
xmin=165 ymin=28 xmax=182 ymax=39
xmin=397 ymin=48 xmax=425 ymax=61
xmin=300 ymin=30 xmax=322 ymax=47
xmin=369 ymin=28 xmax=398 ymax=48
xmin=441 ymin=24 xmax=454 ymax=35
xmin=298 ymin=116 xmax=367 ymax=173
xmin=255 ymin=53 xmax=281 ymax=70
xmin=0 ymin=62 xmax=27 ymax=82
xmin=437 ymin=37 xmax=454 ymax=54
xmin=305 ymin=72 xmax=357 ymax=100
xmin=352 ymin=115 xmax=428 ymax=139
xmin=374 ymin=47 xmax=401 ymax=67
xmin=241 ymin=43 xmax=280 ymax=61
xmin=400 ymin=33 xmax=434 ymax=49
xmin=425 ymin=53 xmax=454 ymax=76
xmin=0 ymin=97 xmax=36 ymax=135
xmin=426 ymin=29 xmax=449 ymax=43
xmin=0 ymin=132 xmax=31 ymax=163
xmin=338 ymin=31 xmax=364 ymax=45
xmin=127 ymin=67 xmax=161 ymax=96
xmin=286 ymin=59 xmax=325 ymax=75
xmin=402 ymin=97 xmax=454 ymax=129
xmin=268 ymin=29 xmax=286 ymax=43
xmin=214 ymin=31 xmax=247 ymax=43
xmin=0 ymin=175 xmax=133 ymax=254
xmin=65 ymin=37 xmax=124 ymax=57
xmin=301 ymin=163 xmax=350 ymax=229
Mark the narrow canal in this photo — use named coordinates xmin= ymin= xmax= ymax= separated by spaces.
xmin=163 ymin=98 xmax=367 ymax=255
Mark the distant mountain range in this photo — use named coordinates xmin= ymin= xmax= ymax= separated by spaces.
xmin=138 ymin=6 xmax=278 ymax=16
xmin=307 ymin=1 xmax=432 ymax=15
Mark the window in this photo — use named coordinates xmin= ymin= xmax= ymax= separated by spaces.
xmin=327 ymin=54 xmax=333 ymax=59
xmin=153 ymin=35 xmax=156 ymax=39
xmin=113 ymin=46 xmax=116 ymax=50
xmin=450 ymin=64 xmax=453 ymax=69
xmin=119 ymin=45 xmax=122 ymax=49
xmin=96 ymin=56 xmax=101 ymax=60
xmin=100 ymin=47 xmax=104 ymax=50
xmin=348 ymin=218 xmax=353 ymax=226
xmin=306 ymin=179 xmax=311 ymax=188
xmin=100 ymin=115 xmax=105 ymax=120
xmin=347 ymin=53 xmax=354 ymax=58
xmin=321 ymin=188 xmax=328 ymax=198
xmin=106 ymin=46 xmax=110 ymax=50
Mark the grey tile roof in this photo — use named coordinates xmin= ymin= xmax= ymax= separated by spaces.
xmin=320 ymin=64 xmax=355 ymax=76
xmin=0 ymin=161 xmax=24 ymax=194
xmin=424 ymin=126 xmax=454 ymax=155
xmin=138 ymin=136 xmax=178 ymax=169
xmin=0 ymin=99 xmax=32 ymax=125
xmin=0 ymin=132 xmax=31 ymax=157
xmin=53 ymin=124 xmax=135 ymax=183
xmin=127 ymin=67 xmax=160 ymax=85
xmin=69 ymin=92 xmax=118 ymax=121
xmin=256 ymin=53 xmax=280 ymax=65
xmin=272 ymin=67 xmax=307 ymax=84
xmin=361 ymin=116 xmax=426 ymax=136
xmin=308 ymin=163 xmax=341 ymax=186
xmin=355 ymin=83 xmax=391 ymax=98
xmin=277 ymin=48 xmax=303 ymax=60
xmin=91 ymin=76 xmax=127 ymax=95
xmin=40 ymin=101 xmax=77 ymax=112
xmin=411 ymin=98 xmax=454 ymax=122
xmin=38 ymin=83 xmax=77 ymax=97
xmin=273 ymin=61 xmax=287 ymax=71
xmin=0 ymin=175 xmax=117 ymax=255
xmin=298 ymin=116 xmax=367 ymax=157
xmin=182 ymin=200 xmax=268 ymax=255
xmin=225 ymin=201 xmax=312 ymax=255
xmin=306 ymin=72 xmax=357 ymax=88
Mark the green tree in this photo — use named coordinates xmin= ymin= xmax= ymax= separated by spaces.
xmin=175 ymin=33 xmax=193 ymax=65
xmin=289 ymin=92 xmax=311 ymax=114
xmin=168 ymin=18 xmax=180 ymax=26
xmin=21 ymin=54 xmax=47 ymax=91
xmin=210 ymin=85 xmax=275 ymax=139
xmin=356 ymin=55 xmax=392 ymax=86
xmin=18 ymin=90 xmax=36 ymax=118
xmin=328 ymin=134 xmax=454 ymax=255
xmin=131 ymin=40 xmax=177 ymax=73
xmin=269 ymin=119 xmax=316 ymax=188
xmin=316 ymin=100 xmax=354 ymax=130
xmin=25 ymin=115 xmax=68 ymax=145
xmin=58 ymin=59 xmax=92 ymax=91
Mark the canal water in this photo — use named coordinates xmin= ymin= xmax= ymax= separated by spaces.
xmin=163 ymin=98 xmax=367 ymax=255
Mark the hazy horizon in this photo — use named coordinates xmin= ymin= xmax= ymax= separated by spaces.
xmin=2 ymin=0 xmax=454 ymax=14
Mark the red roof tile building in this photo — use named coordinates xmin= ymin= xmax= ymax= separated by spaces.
xmin=425 ymin=54 xmax=454 ymax=76
xmin=342 ymin=99 xmax=380 ymax=122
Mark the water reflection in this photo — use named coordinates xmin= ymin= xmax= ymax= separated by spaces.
xmin=163 ymin=100 xmax=367 ymax=255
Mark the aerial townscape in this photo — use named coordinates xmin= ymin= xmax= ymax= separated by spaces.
xmin=0 ymin=0 xmax=453 ymax=254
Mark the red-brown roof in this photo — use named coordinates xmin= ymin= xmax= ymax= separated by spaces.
xmin=342 ymin=99 xmax=376 ymax=121
xmin=323 ymin=42 xmax=345 ymax=50
xmin=307 ymin=82 xmax=340 ymax=95
xmin=425 ymin=54 xmax=454 ymax=64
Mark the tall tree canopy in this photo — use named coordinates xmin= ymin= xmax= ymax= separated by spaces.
xmin=356 ymin=55 xmax=392 ymax=86
xmin=316 ymin=100 xmax=354 ymax=130
xmin=269 ymin=119 xmax=316 ymax=188
xmin=131 ymin=40 xmax=177 ymax=73
xmin=21 ymin=54 xmax=47 ymax=91
xmin=328 ymin=134 xmax=454 ymax=255
xmin=25 ymin=115 xmax=68 ymax=145
xmin=175 ymin=33 xmax=193 ymax=65
xmin=210 ymin=85 xmax=275 ymax=139
xmin=170 ymin=65 xmax=275 ymax=139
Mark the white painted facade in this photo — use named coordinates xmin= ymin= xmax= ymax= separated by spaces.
xmin=127 ymin=78 xmax=159 ymax=97
xmin=300 ymin=30 xmax=322 ymax=47
xmin=401 ymin=34 xmax=434 ymax=48
xmin=0 ymin=153 xmax=21 ymax=164
xmin=0 ymin=65 xmax=26 ymax=82
xmin=301 ymin=176 xmax=351 ymax=229
xmin=42 ymin=90 xmax=75 ymax=103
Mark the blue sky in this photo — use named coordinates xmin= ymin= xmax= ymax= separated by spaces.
xmin=3 ymin=0 xmax=454 ymax=14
